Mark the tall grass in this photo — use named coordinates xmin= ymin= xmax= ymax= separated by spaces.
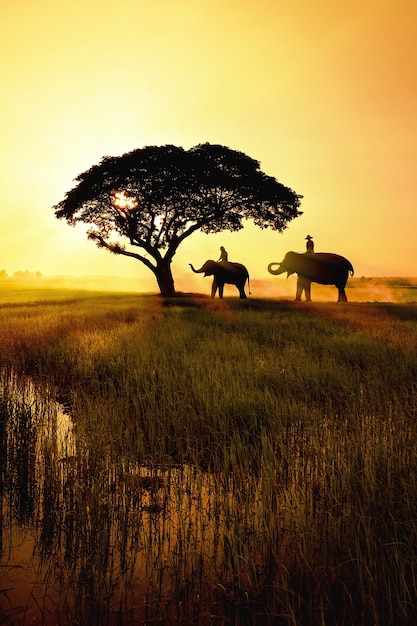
xmin=1 ymin=289 xmax=417 ymax=624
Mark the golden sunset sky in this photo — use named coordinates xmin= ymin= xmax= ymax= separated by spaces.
xmin=1 ymin=0 xmax=416 ymax=292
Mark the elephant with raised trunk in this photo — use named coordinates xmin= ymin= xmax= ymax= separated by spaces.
xmin=190 ymin=260 xmax=250 ymax=299
xmin=268 ymin=251 xmax=354 ymax=302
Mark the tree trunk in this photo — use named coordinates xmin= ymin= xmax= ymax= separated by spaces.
xmin=155 ymin=261 xmax=176 ymax=297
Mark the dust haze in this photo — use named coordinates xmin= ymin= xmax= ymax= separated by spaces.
xmin=176 ymin=274 xmax=417 ymax=303
xmin=2 ymin=273 xmax=417 ymax=303
xmin=247 ymin=277 xmax=417 ymax=303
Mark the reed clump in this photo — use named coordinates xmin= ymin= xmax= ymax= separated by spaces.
xmin=1 ymin=287 xmax=417 ymax=624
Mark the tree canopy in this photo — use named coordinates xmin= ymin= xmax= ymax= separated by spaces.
xmin=54 ymin=143 xmax=302 ymax=296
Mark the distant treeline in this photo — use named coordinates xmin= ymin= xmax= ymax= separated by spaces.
xmin=0 ymin=270 xmax=43 ymax=280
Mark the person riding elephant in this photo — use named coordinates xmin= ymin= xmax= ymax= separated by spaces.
xmin=305 ymin=235 xmax=314 ymax=254
xmin=189 ymin=259 xmax=250 ymax=299
xmin=217 ymin=246 xmax=228 ymax=263
xmin=268 ymin=251 xmax=354 ymax=302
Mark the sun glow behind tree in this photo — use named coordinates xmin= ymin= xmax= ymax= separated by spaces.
xmin=113 ymin=191 xmax=139 ymax=211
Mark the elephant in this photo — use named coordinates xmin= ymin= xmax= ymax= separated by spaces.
xmin=189 ymin=260 xmax=250 ymax=299
xmin=268 ymin=251 xmax=354 ymax=302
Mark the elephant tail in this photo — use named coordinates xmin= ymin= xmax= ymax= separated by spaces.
xmin=247 ymin=272 xmax=251 ymax=295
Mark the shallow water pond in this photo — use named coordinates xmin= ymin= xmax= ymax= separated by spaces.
xmin=0 ymin=369 xmax=273 ymax=625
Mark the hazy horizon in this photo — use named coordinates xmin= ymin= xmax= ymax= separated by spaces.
xmin=2 ymin=270 xmax=417 ymax=304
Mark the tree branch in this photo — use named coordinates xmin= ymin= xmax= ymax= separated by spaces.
xmin=90 ymin=234 xmax=158 ymax=273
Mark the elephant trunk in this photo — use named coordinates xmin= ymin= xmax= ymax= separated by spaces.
xmin=189 ymin=263 xmax=204 ymax=274
xmin=267 ymin=262 xmax=284 ymax=276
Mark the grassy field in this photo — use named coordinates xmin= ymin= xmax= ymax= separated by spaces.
xmin=1 ymin=283 xmax=417 ymax=625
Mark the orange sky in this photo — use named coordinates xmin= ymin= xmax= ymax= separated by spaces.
xmin=1 ymin=0 xmax=416 ymax=292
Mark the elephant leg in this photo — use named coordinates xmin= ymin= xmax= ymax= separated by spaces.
xmin=218 ymin=283 xmax=224 ymax=298
xmin=211 ymin=281 xmax=218 ymax=298
xmin=295 ymin=277 xmax=303 ymax=301
xmin=238 ymin=283 xmax=247 ymax=299
xmin=337 ymin=287 xmax=348 ymax=302
xmin=296 ymin=276 xmax=311 ymax=301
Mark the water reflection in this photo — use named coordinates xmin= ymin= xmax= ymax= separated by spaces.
xmin=0 ymin=368 xmax=271 ymax=625
xmin=2 ymin=366 xmax=416 ymax=625
xmin=0 ymin=368 xmax=74 ymax=623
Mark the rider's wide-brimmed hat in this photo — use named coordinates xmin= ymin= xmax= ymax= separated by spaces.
xmin=305 ymin=235 xmax=313 ymax=239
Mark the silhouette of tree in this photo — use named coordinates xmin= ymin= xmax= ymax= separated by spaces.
xmin=12 ymin=270 xmax=42 ymax=281
xmin=54 ymin=143 xmax=302 ymax=296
